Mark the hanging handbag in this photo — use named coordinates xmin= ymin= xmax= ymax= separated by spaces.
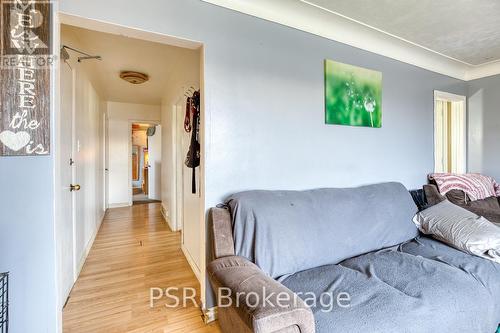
xmin=184 ymin=97 xmax=192 ymax=133
xmin=185 ymin=91 xmax=200 ymax=193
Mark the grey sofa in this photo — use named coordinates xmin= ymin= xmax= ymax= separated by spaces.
xmin=208 ymin=182 xmax=500 ymax=333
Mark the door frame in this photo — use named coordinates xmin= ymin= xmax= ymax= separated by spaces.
xmin=433 ymin=90 xmax=467 ymax=173
xmin=128 ymin=120 xmax=160 ymax=206
xmin=172 ymin=103 xmax=184 ymax=233
xmin=70 ymin=67 xmax=77 ymax=284
xmin=56 ymin=53 xmax=78 ymax=306
xmin=103 ymin=113 xmax=109 ymax=211
xmin=56 ymin=15 xmax=208 ymax=328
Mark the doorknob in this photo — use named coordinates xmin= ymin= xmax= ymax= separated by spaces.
xmin=70 ymin=184 xmax=81 ymax=192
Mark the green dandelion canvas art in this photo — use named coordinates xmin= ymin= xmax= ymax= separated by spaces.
xmin=324 ymin=59 xmax=382 ymax=128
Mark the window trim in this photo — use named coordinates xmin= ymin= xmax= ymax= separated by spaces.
xmin=433 ymin=90 xmax=467 ymax=173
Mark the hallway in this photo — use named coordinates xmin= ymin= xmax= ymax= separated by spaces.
xmin=62 ymin=203 xmax=220 ymax=333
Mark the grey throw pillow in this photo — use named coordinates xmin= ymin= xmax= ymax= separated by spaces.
xmin=413 ymin=200 xmax=500 ymax=264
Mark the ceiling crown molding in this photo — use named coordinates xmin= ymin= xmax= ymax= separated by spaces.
xmin=202 ymin=0 xmax=500 ymax=81
xmin=466 ymin=60 xmax=500 ymax=81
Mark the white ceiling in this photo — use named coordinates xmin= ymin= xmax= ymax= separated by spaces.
xmin=61 ymin=25 xmax=200 ymax=105
xmin=305 ymin=0 xmax=500 ymax=66
xmin=202 ymin=0 xmax=500 ymax=80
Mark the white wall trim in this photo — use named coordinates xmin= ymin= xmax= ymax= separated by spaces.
xmin=433 ymin=90 xmax=468 ymax=173
xmin=300 ymin=0 xmax=472 ymax=67
xmin=108 ymin=202 xmax=131 ymax=208
xmin=75 ymin=212 xmax=105 ymax=279
xmin=160 ymin=202 xmax=175 ymax=230
xmin=434 ymin=90 xmax=467 ymax=103
xmin=171 ymin=103 xmax=181 ymax=233
xmin=53 ymin=8 xmax=63 ymax=333
xmin=181 ymin=243 xmax=202 ymax=283
xmin=203 ymin=306 xmax=217 ymax=324
xmin=197 ymin=45 xmax=208 ymax=309
xmin=59 ymin=12 xmax=202 ymax=50
xmin=201 ymin=0 xmax=500 ymax=81
xmin=466 ymin=60 xmax=500 ymax=81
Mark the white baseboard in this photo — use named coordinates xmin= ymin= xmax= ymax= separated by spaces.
xmin=108 ymin=202 xmax=130 ymax=208
xmin=181 ymin=244 xmax=202 ymax=283
xmin=160 ymin=203 xmax=171 ymax=227
xmin=161 ymin=202 xmax=168 ymax=217
xmin=203 ymin=306 xmax=218 ymax=324
xmin=75 ymin=212 xmax=105 ymax=278
xmin=161 ymin=202 xmax=181 ymax=232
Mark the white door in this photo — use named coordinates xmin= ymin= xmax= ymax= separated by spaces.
xmin=59 ymin=62 xmax=76 ymax=303
xmin=148 ymin=125 xmax=162 ymax=200
xmin=103 ymin=115 xmax=108 ymax=210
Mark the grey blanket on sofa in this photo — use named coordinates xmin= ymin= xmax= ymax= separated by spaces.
xmin=227 ymin=182 xmax=419 ymax=280
xmin=226 ymin=182 xmax=500 ymax=332
xmin=282 ymin=236 xmax=500 ymax=333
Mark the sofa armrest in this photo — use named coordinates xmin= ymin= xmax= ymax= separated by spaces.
xmin=423 ymin=184 xmax=446 ymax=206
xmin=210 ymin=207 xmax=235 ymax=259
xmin=208 ymin=256 xmax=315 ymax=333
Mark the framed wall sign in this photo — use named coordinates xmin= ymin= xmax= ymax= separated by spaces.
xmin=0 ymin=0 xmax=52 ymax=156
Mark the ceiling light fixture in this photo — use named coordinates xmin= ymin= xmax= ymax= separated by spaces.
xmin=119 ymin=71 xmax=149 ymax=84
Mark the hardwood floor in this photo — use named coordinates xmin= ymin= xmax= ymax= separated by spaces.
xmin=63 ymin=203 xmax=220 ymax=333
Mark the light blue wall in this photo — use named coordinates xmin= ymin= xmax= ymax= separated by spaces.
xmin=468 ymin=74 xmax=500 ymax=181
xmin=0 ymin=156 xmax=57 ymax=333
xmin=59 ymin=0 xmax=467 ymax=308
xmin=59 ymin=0 xmax=466 ymax=200
xmin=0 ymin=4 xmax=58 ymax=331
